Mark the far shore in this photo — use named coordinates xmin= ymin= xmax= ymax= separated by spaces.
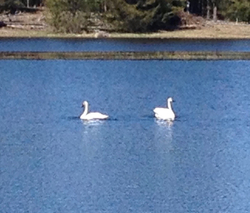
xmin=1 ymin=21 xmax=250 ymax=40
xmin=1 ymin=9 xmax=250 ymax=39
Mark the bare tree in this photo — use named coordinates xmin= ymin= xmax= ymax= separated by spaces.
xmin=212 ymin=0 xmax=217 ymax=21
xmin=206 ymin=0 xmax=210 ymax=19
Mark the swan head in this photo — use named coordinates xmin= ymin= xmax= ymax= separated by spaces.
xmin=82 ymin=101 xmax=88 ymax=107
xmin=167 ymin=97 xmax=174 ymax=102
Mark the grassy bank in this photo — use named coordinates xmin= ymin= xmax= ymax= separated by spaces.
xmin=1 ymin=24 xmax=250 ymax=39
xmin=1 ymin=51 xmax=250 ymax=60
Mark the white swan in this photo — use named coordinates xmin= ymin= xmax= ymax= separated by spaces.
xmin=80 ymin=101 xmax=109 ymax=120
xmin=153 ymin=97 xmax=175 ymax=121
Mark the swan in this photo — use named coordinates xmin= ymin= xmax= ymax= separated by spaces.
xmin=153 ymin=97 xmax=175 ymax=121
xmin=80 ymin=101 xmax=109 ymax=120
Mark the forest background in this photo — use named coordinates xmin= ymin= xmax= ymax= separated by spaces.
xmin=0 ymin=0 xmax=250 ymax=35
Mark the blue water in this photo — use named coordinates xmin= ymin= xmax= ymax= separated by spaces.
xmin=1 ymin=60 xmax=250 ymax=212
xmin=1 ymin=38 xmax=250 ymax=52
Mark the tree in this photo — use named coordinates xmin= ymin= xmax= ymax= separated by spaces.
xmin=108 ymin=0 xmax=185 ymax=32
xmin=0 ymin=0 xmax=44 ymax=13
xmin=46 ymin=0 xmax=111 ymax=33
xmin=1 ymin=0 xmax=25 ymax=13
xmin=46 ymin=0 xmax=91 ymax=33
xmin=224 ymin=0 xmax=250 ymax=22
xmin=188 ymin=0 xmax=250 ymax=22
xmin=211 ymin=0 xmax=217 ymax=21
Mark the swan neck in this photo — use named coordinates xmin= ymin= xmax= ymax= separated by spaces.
xmin=168 ymin=100 xmax=173 ymax=111
xmin=83 ymin=103 xmax=89 ymax=115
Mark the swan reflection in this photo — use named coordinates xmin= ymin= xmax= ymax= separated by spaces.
xmin=80 ymin=119 xmax=107 ymax=160
xmin=156 ymin=119 xmax=174 ymax=127
xmin=154 ymin=119 xmax=174 ymax=152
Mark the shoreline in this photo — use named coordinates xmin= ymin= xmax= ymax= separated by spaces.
xmin=1 ymin=22 xmax=250 ymax=40
xmin=1 ymin=32 xmax=250 ymax=40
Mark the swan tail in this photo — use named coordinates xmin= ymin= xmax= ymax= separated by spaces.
xmin=99 ymin=114 xmax=109 ymax=119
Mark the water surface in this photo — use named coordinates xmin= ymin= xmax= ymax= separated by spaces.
xmin=1 ymin=60 xmax=250 ymax=212
xmin=1 ymin=38 xmax=250 ymax=52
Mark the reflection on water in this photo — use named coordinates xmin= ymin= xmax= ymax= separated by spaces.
xmin=153 ymin=119 xmax=173 ymax=153
xmin=1 ymin=59 xmax=250 ymax=212
xmin=155 ymin=119 xmax=173 ymax=127
xmin=81 ymin=119 xmax=107 ymax=127
xmin=80 ymin=120 xmax=106 ymax=161
xmin=155 ymin=119 xmax=173 ymax=141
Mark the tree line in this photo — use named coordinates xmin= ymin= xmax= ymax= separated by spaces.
xmin=0 ymin=0 xmax=44 ymax=9
xmin=46 ymin=0 xmax=186 ymax=33
xmin=190 ymin=0 xmax=250 ymax=23
xmin=1 ymin=0 xmax=250 ymax=33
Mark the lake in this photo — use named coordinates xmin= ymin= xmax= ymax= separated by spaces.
xmin=1 ymin=51 xmax=250 ymax=212
xmin=1 ymin=38 xmax=250 ymax=52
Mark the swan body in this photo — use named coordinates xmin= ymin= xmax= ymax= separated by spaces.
xmin=80 ymin=101 xmax=109 ymax=120
xmin=154 ymin=97 xmax=175 ymax=121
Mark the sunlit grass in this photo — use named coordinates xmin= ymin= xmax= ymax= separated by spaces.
xmin=0 ymin=21 xmax=250 ymax=39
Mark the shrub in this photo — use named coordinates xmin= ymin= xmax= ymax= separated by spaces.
xmin=46 ymin=0 xmax=90 ymax=33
